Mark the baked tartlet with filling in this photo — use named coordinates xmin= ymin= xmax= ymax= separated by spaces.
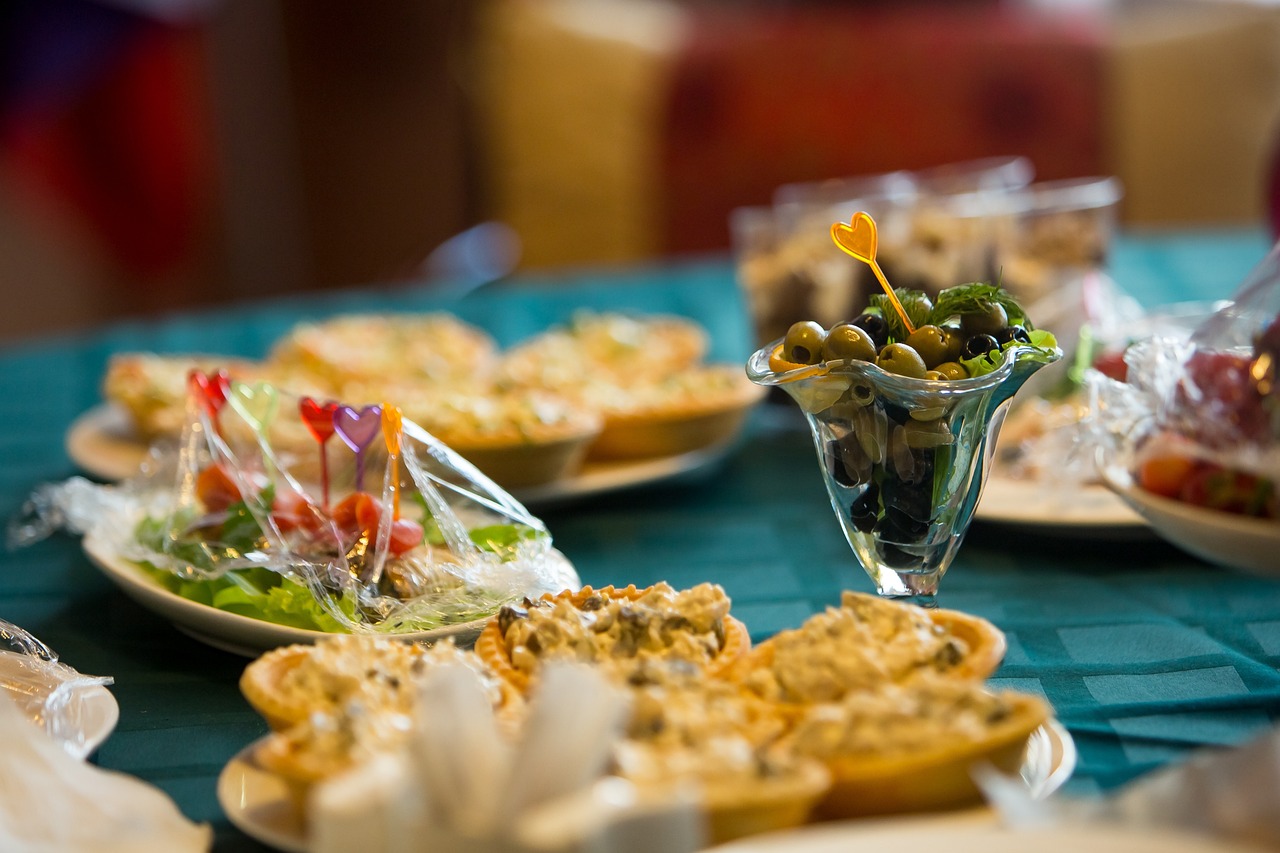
xmin=496 ymin=311 xmax=709 ymax=389
xmin=242 ymin=636 xmax=521 ymax=814
xmin=266 ymin=312 xmax=498 ymax=390
xmin=102 ymin=353 xmax=261 ymax=440
xmin=341 ymin=382 xmax=603 ymax=488
xmin=782 ymin=676 xmax=1050 ymax=818
xmin=582 ymin=364 xmax=767 ymax=459
xmin=730 ymin=591 xmax=1006 ymax=707
xmin=474 ymin=583 xmax=751 ymax=692
xmin=239 ymin=635 xmax=515 ymax=732
xmin=611 ymin=660 xmax=830 ymax=844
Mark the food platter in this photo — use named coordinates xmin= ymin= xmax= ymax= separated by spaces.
xmin=65 ymin=403 xmax=737 ymax=508
xmin=1102 ymin=466 xmax=1280 ymax=576
xmin=975 ymin=474 xmax=1149 ymax=536
xmin=82 ymin=536 xmax=492 ymax=657
xmin=0 ymin=653 xmax=119 ymax=760
xmin=217 ymin=719 xmax=1076 ymax=853
xmin=712 ymin=810 xmax=1258 ymax=853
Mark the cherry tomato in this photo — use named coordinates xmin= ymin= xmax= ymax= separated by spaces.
xmin=195 ymin=463 xmax=243 ymax=512
xmin=332 ymin=491 xmax=381 ymax=533
xmin=270 ymin=489 xmax=317 ymax=533
xmin=387 ymin=519 xmax=424 ymax=556
xmin=1137 ymin=455 xmax=1195 ymax=499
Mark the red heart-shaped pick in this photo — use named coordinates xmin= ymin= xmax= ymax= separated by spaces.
xmin=299 ymin=398 xmax=338 ymax=443
xmin=188 ymin=370 xmax=231 ymax=417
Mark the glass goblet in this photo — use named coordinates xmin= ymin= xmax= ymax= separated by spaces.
xmin=747 ymin=343 xmax=1060 ymax=607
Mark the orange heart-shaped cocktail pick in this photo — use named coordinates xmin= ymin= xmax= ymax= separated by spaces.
xmin=831 ymin=211 xmax=915 ymax=336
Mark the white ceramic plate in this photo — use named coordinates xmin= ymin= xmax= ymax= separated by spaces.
xmin=1102 ymin=466 xmax=1280 ymax=575
xmin=713 ymin=812 xmax=1258 ymax=853
xmin=217 ymin=720 xmax=1075 ymax=852
xmin=82 ymin=536 xmax=493 ymax=657
xmin=65 ymin=404 xmax=735 ymax=507
xmin=976 ymin=474 xmax=1149 ymax=536
xmin=0 ymin=653 xmax=119 ymax=760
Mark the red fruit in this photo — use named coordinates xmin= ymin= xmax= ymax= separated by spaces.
xmin=270 ymin=489 xmax=317 ymax=533
xmin=195 ymin=464 xmax=243 ymax=512
xmin=1137 ymin=455 xmax=1195 ymax=499
xmin=332 ymin=492 xmax=380 ymax=533
xmin=1093 ymin=350 xmax=1128 ymax=382
xmin=387 ymin=519 xmax=424 ymax=556
xmin=1178 ymin=464 xmax=1273 ymax=516
xmin=1178 ymin=351 xmax=1269 ymax=443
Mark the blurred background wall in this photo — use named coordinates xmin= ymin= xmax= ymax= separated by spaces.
xmin=1 ymin=0 xmax=1279 ymax=341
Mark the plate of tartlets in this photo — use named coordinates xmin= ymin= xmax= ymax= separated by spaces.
xmin=68 ymin=311 xmax=764 ymax=502
xmin=220 ymin=586 xmax=1076 ymax=852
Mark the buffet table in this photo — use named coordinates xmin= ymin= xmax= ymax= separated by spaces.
xmin=1 ymin=228 xmax=1277 ymax=851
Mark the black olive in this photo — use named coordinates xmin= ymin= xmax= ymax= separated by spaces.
xmin=852 ymin=313 xmax=889 ymax=349
xmin=995 ymin=325 xmax=1032 ymax=346
xmin=960 ymin=333 xmax=1000 ymax=361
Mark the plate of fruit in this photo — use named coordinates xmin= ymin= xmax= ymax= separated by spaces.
xmin=1096 ymin=250 xmax=1280 ymax=573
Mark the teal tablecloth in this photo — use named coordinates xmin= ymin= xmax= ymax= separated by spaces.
xmin=0 ymin=229 xmax=1276 ymax=850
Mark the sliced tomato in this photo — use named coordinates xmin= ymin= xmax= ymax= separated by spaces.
xmin=271 ymin=488 xmax=317 ymax=533
xmin=195 ymin=463 xmax=243 ymax=512
xmin=1137 ymin=455 xmax=1195 ymax=499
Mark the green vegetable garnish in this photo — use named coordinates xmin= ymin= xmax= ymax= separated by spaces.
xmin=960 ymin=328 xmax=1059 ymax=377
xmin=869 ymin=289 xmax=933 ymax=343
xmin=928 ymin=282 xmax=1031 ymax=329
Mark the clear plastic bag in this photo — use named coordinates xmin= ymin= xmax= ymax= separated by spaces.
xmin=12 ymin=375 xmax=580 ymax=635
xmin=1086 ymin=240 xmax=1280 ymax=517
xmin=0 ymin=620 xmax=115 ymax=759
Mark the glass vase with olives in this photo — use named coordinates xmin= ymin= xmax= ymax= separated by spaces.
xmin=747 ymin=281 xmax=1061 ymax=606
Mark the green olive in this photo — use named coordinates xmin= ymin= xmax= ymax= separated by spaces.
xmin=904 ymin=325 xmax=950 ymax=369
xmin=822 ymin=323 xmax=877 ymax=363
xmin=876 ymin=343 xmax=927 ymax=379
xmin=933 ymin=361 xmax=969 ymax=381
xmin=923 ymin=370 xmax=946 ymax=381
xmin=960 ymin=302 xmax=1009 ymax=337
xmin=783 ymin=320 xmax=827 ymax=364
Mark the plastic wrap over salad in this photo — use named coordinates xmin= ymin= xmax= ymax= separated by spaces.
xmin=1086 ymin=242 xmax=1280 ymax=520
xmin=12 ymin=374 xmax=581 ymax=634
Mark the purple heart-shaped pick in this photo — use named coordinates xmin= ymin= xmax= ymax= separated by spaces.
xmin=333 ymin=404 xmax=383 ymax=493
xmin=333 ymin=405 xmax=384 ymax=453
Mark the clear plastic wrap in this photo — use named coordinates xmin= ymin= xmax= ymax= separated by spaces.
xmin=1086 ymin=241 xmax=1280 ymax=519
xmin=0 ymin=620 xmax=115 ymax=759
xmin=12 ymin=374 xmax=580 ymax=635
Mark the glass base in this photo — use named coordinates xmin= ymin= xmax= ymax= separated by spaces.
xmin=869 ymin=566 xmax=943 ymax=608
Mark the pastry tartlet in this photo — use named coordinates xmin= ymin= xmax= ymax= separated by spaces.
xmin=496 ymin=311 xmax=709 ymax=389
xmin=350 ymin=384 xmax=603 ymax=488
xmin=611 ymin=663 xmax=830 ymax=843
xmin=474 ymin=583 xmax=751 ymax=692
xmin=783 ymin=678 xmax=1051 ymax=818
xmin=239 ymin=635 xmax=515 ymax=732
xmin=266 ymin=313 xmax=499 ymax=389
xmin=730 ymin=591 xmax=1006 ymax=707
xmin=102 ymin=352 xmax=260 ymax=440
xmin=585 ymin=364 xmax=767 ymax=459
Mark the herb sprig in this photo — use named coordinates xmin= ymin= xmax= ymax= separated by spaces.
xmin=927 ymin=282 xmax=1032 ymax=329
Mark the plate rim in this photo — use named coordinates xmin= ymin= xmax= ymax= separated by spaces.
xmin=1101 ymin=465 xmax=1280 ymax=573
xmin=217 ymin=720 xmax=1075 ymax=852
xmin=975 ymin=473 xmax=1150 ymax=532
xmin=82 ymin=536 xmax=491 ymax=657
xmin=65 ymin=403 xmax=737 ymax=507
